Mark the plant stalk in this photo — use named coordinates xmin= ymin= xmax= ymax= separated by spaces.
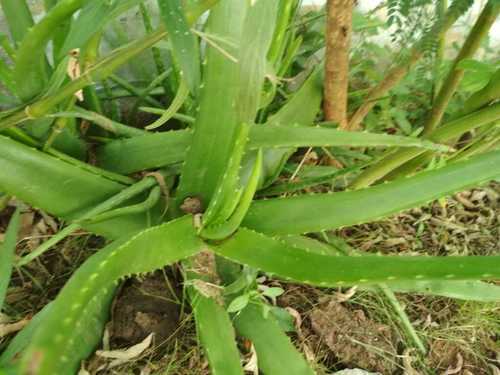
xmin=349 ymin=102 xmax=500 ymax=189
xmin=347 ymin=0 xmax=473 ymax=130
xmin=422 ymin=0 xmax=499 ymax=136
xmin=324 ymin=0 xmax=353 ymax=129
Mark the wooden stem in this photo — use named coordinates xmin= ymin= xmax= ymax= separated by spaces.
xmin=324 ymin=0 xmax=353 ymax=129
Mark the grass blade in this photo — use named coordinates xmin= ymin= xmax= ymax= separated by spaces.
xmin=0 ymin=208 xmax=20 ymax=310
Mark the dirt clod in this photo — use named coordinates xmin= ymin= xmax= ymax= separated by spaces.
xmin=310 ymin=300 xmax=397 ymax=373
xmin=110 ymin=272 xmax=181 ymax=348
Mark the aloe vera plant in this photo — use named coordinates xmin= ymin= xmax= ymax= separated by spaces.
xmin=0 ymin=0 xmax=499 ymax=374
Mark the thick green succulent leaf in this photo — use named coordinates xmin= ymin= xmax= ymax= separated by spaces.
xmin=177 ymin=0 xmax=277 ymax=206
xmin=202 ymin=124 xmax=250 ymax=228
xmin=97 ymin=130 xmax=191 ymax=174
xmin=176 ymin=0 xmax=249 ymax=205
xmin=214 ymin=228 xmax=500 ymax=286
xmin=58 ymin=0 xmax=144 ymax=58
xmin=94 ymin=121 xmax=440 ymax=175
xmin=294 ymin=235 xmax=500 ymax=302
xmin=382 ymin=280 xmax=500 ymax=302
xmin=0 ymin=208 xmax=20 ymax=310
xmin=0 ymin=136 xmax=162 ymax=238
xmin=192 ymin=295 xmax=244 ymax=375
xmin=157 ymin=0 xmax=200 ymax=94
xmin=234 ymin=303 xmax=315 ymax=375
xmin=243 ymin=150 xmax=500 ymax=235
xmin=19 ymin=216 xmax=204 ymax=375
xmin=96 ymin=66 xmax=322 ymax=178
xmin=260 ymin=66 xmax=323 ymax=187
xmin=14 ymin=0 xmax=87 ymax=101
xmin=0 ymin=0 xmax=34 ymax=44
xmin=236 ymin=0 xmax=278 ymax=120
xmin=0 ymin=0 xmax=219 ymax=129
xmin=0 ymin=59 xmax=16 ymax=95
xmin=251 ymin=125 xmax=450 ymax=152
xmin=201 ymin=149 xmax=263 ymax=240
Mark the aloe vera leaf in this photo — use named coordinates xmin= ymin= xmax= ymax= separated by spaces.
xmin=0 ymin=0 xmax=219 ymax=130
xmin=237 ymin=0 xmax=278 ymax=120
xmin=459 ymin=68 xmax=500 ymax=116
xmin=177 ymin=0 xmax=276 ymax=208
xmin=260 ymin=66 xmax=323 ymax=187
xmin=249 ymin=125 xmax=450 ymax=152
xmin=184 ymin=0 xmax=219 ymax=20
xmin=278 ymin=35 xmax=303 ymax=77
xmin=234 ymin=303 xmax=315 ymax=375
xmin=97 ymin=130 xmax=192 ymax=174
xmin=109 ymin=73 xmax=163 ymax=109
xmin=0 ymin=59 xmax=15 ymax=95
xmin=51 ymin=107 xmax=146 ymax=138
xmin=0 ymin=24 xmax=165 ymax=127
xmin=83 ymin=186 xmax=161 ymax=224
xmin=214 ymin=228 xmax=500 ymax=286
xmin=17 ymin=177 xmax=159 ymax=266
xmin=176 ymin=0 xmax=249 ymax=206
xmin=95 ymin=121 xmax=447 ymax=175
xmin=0 ymin=208 xmax=20 ymax=310
xmin=381 ymin=280 xmax=500 ymax=302
xmin=0 ymin=34 xmax=15 ymax=59
xmin=0 ymin=0 xmax=34 ymax=44
xmin=0 ymin=136 xmax=122 ymax=219
xmin=268 ymin=0 xmax=299 ymax=67
xmin=19 ymin=216 xmax=204 ymax=375
xmin=243 ymin=150 xmax=500 ymax=235
xmin=158 ymin=0 xmax=200 ymax=95
xmin=202 ymin=124 xmax=251 ymax=228
xmin=145 ymin=79 xmax=190 ymax=130
xmin=58 ymin=0 xmax=144 ymax=58
xmin=0 ymin=136 xmax=162 ymax=238
xmin=201 ymin=149 xmax=263 ymax=240
xmin=138 ymin=2 xmax=171 ymax=100
xmin=0 ymin=304 xmax=52 ymax=367
xmin=43 ymin=0 xmax=72 ymax=60
xmin=14 ymin=0 xmax=87 ymax=101
xmin=191 ymin=294 xmax=244 ymax=375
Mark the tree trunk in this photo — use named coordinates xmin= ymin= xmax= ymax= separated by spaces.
xmin=324 ymin=0 xmax=353 ymax=129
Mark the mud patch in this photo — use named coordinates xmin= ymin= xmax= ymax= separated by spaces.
xmin=110 ymin=271 xmax=181 ymax=348
xmin=310 ymin=300 xmax=397 ymax=373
